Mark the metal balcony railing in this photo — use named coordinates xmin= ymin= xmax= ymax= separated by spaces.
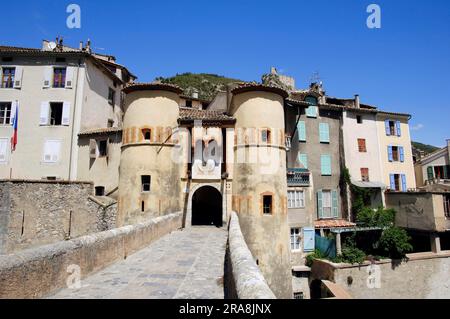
xmin=287 ymin=168 xmax=310 ymax=186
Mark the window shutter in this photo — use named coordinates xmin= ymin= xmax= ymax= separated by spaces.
xmin=0 ymin=139 xmax=8 ymax=162
xmin=298 ymin=153 xmax=308 ymax=169
xmin=390 ymin=174 xmax=396 ymax=190
xmin=43 ymin=141 xmax=52 ymax=162
xmin=401 ymin=174 xmax=407 ymax=191
xmin=43 ymin=67 xmax=52 ymax=88
xmin=444 ymin=165 xmax=449 ymax=179
xmin=321 ymin=155 xmax=331 ymax=175
xmin=427 ymin=166 xmax=434 ymax=180
xmin=319 ymin=123 xmax=330 ymax=143
xmin=40 ymin=102 xmax=50 ymax=125
xmin=306 ymin=106 xmax=317 ymax=118
xmin=399 ymin=146 xmax=405 ymax=162
xmin=385 ymin=120 xmax=391 ymax=136
xmin=396 ymin=121 xmax=401 ymax=136
xmin=297 ymin=121 xmax=306 ymax=142
xmin=51 ymin=141 xmax=61 ymax=162
xmin=89 ymin=139 xmax=97 ymax=159
xmin=65 ymin=67 xmax=74 ymax=88
xmin=317 ymin=190 xmax=323 ymax=219
xmin=388 ymin=146 xmax=393 ymax=162
xmin=14 ymin=66 xmax=23 ymax=89
xmin=303 ymin=227 xmax=315 ymax=252
xmin=62 ymin=102 xmax=71 ymax=126
xmin=332 ymin=190 xmax=339 ymax=218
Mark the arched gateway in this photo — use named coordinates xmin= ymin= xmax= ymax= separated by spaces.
xmin=191 ymin=186 xmax=223 ymax=227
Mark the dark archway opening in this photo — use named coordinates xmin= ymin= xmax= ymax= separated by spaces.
xmin=192 ymin=186 xmax=223 ymax=227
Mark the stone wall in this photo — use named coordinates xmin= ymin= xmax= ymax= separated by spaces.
xmin=0 ymin=180 xmax=118 ymax=254
xmin=0 ymin=212 xmax=182 ymax=299
xmin=310 ymin=251 xmax=450 ymax=299
xmin=225 ymin=212 xmax=276 ymax=299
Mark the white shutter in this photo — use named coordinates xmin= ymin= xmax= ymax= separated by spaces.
xmin=43 ymin=66 xmax=52 ymax=88
xmin=62 ymin=102 xmax=71 ymax=126
xmin=51 ymin=141 xmax=61 ymax=162
xmin=40 ymin=102 xmax=50 ymax=125
xmin=43 ymin=141 xmax=52 ymax=162
xmin=14 ymin=66 xmax=23 ymax=89
xmin=0 ymin=139 xmax=8 ymax=162
xmin=43 ymin=140 xmax=61 ymax=163
xmin=65 ymin=67 xmax=74 ymax=88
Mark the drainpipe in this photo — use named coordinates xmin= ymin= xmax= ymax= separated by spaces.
xmin=68 ymin=60 xmax=81 ymax=181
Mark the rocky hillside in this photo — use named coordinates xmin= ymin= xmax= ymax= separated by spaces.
xmin=412 ymin=141 xmax=440 ymax=155
xmin=155 ymin=73 xmax=244 ymax=101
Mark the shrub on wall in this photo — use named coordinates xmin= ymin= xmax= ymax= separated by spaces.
xmin=378 ymin=227 xmax=413 ymax=259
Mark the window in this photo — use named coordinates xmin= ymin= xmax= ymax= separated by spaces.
xmin=1 ymin=67 xmax=15 ymax=88
xmin=358 ymin=139 xmax=367 ymax=152
xmin=361 ymin=168 xmax=370 ymax=182
xmin=261 ymin=129 xmax=271 ymax=144
xmin=297 ymin=121 xmax=306 ymax=142
xmin=298 ymin=154 xmax=308 ymax=169
xmin=288 ymin=190 xmax=305 ymax=208
xmin=444 ymin=195 xmax=450 ymax=218
xmin=141 ymin=175 xmax=151 ymax=192
xmin=263 ymin=195 xmax=273 ymax=215
xmin=305 ymin=96 xmax=318 ymax=118
xmin=318 ymin=190 xmax=339 ymax=219
xmin=294 ymin=292 xmax=304 ymax=300
xmin=0 ymin=138 xmax=9 ymax=163
xmin=319 ymin=123 xmax=330 ymax=143
xmin=98 ymin=140 xmax=108 ymax=157
xmin=95 ymin=186 xmax=105 ymax=196
xmin=108 ymin=88 xmax=115 ymax=106
xmin=186 ymin=100 xmax=192 ymax=108
xmin=43 ymin=140 xmax=61 ymax=163
xmin=388 ymin=145 xmax=404 ymax=162
xmin=53 ymin=68 xmax=66 ymax=88
xmin=385 ymin=119 xmax=401 ymax=136
xmin=356 ymin=115 xmax=363 ymax=124
xmin=433 ymin=165 xmax=450 ymax=179
xmin=0 ymin=102 xmax=12 ymax=125
xmin=107 ymin=119 xmax=114 ymax=128
xmin=142 ymin=129 xmax=151 ymax=141
xmin=290 ymin=228 xmax=301 ymax=250
xmin=49 ymin=102 xmax=63 ymax=125
xmin=321 ymin=155 xmax=332 ymax=176
xmin=142 ymin=201 xmax=145 ymax=212
xmin=389 ymin=174 xmax=406 ymax=191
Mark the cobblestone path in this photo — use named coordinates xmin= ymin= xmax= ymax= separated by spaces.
xmin=48 ymin=227 xmax=228 ymax=299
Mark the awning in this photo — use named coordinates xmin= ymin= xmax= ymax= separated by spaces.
xmin=351 ymin=181 xmax=386 ymax=189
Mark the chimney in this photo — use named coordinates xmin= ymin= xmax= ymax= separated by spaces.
xmin=447 ymin=139 xmax=450 ymax=160
xmin=354 ymin=94 xmax=360 ymax=108
xmin=270 ymin=67 xmax=278 ymax=75
xmin=86 ymin=39 xmax=92 ymax=53
xmin=79 ymin=41 xmax=84 ymax=50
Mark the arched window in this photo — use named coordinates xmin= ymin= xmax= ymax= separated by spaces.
xmin=141 ymin=129 xmax=151 ymax=141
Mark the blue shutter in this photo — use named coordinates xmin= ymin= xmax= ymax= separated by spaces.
xmin=321 ymin=155 xmax=332 ymax=175
xmin=396 ymin=121 xmax=401 ymax=136
xmin=399 ymin=146 xmax=405 ymax=162
xmin=317 ymin=190 xmax=323 ymax=218
xmin=332 ymin=190 xmax=339 ymax=218
xmin=319 ymin=123 xmax=330 ymax=143
xmin=388 ymin=146 xmax=393 ymax=162
xmin=401 ymin=174 xmax=407 ymax=191
xmin=297 ymin=121 xmax=306 ymax=142
xmin=303 ymin=227 xmax=315 ymax=252
xmin=385 ymin=120 xmax=391 ymax=136
xmin=298 ymin=154 xmax=308 ymax=169
xmin=390 ymin=174 xmax=396 ymax=190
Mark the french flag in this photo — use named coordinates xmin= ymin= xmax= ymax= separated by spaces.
xmin=11 ymin=101 xmax=18 ymax=152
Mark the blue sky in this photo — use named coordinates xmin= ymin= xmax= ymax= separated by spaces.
xmin=1 ymin=0 xmax=449 ymax=146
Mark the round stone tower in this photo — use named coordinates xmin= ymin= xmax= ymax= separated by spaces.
xmin=117 ymin=83 xmax=183 ymax=227
xmin=230 ymin=84 xmax=293 ymax=298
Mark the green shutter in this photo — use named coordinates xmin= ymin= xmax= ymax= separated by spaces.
xmin=332 ymin=190 xmax=339 ymax=218
xmin=297 ymin=121 xmax=306 ymax=142
xmin=317 ymin=190 xmax=323 ymax=219
xmin=443 ymin=165 xmax=449 ymax=179
xmin=427 ymin=166 xmax=434 ymax=181
xmin=321 ymin=155 xmax=332 ymax=175
xmin=319 ymin=123 xmax=330 ymax=143
xmin=298 ymin=154 xmax=308 ymax=169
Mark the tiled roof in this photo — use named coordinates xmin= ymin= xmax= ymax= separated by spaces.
xmin=315 ymin=219 xmax=357 ymax=229
xmin=78 ymin=127 xmax=122 ymax=136
xmin=123 ymin=82 xmax=183 ymax=95
xmin=179 ymin=107 xmax=235 ymax=123
xmin=231 ymin=83 xmax=289 ymax=98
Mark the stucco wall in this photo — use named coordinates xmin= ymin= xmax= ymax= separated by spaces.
xmin=0 ymin=212 xmax=182 ymax=299
xmin=311 ymin=252 xmax=450 ymax=299
xmin=0 ymin=180 xmax=117 ymax=254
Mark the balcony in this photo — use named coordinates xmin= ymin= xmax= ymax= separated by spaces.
xmin=287 ymin=168 xmax=310 ymax=186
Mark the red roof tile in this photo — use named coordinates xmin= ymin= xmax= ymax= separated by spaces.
xmin=315 ymin=219 xmax=357 ymax=229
